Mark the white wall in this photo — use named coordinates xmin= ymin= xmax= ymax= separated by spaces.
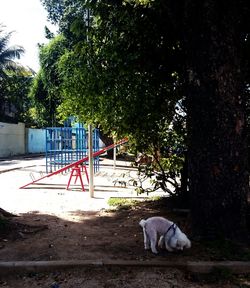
xmin=0 ymin=122 xmax=25 ymax=157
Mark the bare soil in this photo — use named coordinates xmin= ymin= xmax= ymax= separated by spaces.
xmin=0 ymin=199 xmax=249 ymax=288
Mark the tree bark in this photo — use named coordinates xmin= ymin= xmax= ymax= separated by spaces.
xmin=184 ymin=1 xmax=249 ymax=240
xmin=98 ymin=131 xmax=114 ymax=158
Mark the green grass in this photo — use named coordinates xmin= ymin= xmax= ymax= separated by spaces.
xmin=107 ymin=197 xmax=140 ymax=210
xmin=107 ymin=196 xmax=166 ymax=211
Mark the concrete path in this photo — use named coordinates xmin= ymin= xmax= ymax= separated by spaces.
xmin=1 ymin=259 xmax=250 ymax=275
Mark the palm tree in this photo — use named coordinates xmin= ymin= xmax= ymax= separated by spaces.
xmin=0 ymin=25 xmax=26 ymax=122
xmin=0 ymin=25 xmax=25 ymax=78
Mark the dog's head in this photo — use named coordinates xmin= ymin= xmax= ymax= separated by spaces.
xmin=176 ymin=238 xmax=191 ymax=250
xmin=172 ymin=233 xmax=191 ymax=251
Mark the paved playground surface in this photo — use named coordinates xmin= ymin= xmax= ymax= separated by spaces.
xmin=0 ymin=155 xmax=164 ymax=219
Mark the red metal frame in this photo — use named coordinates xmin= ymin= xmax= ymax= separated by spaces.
xmin=66 ymin=165 xmax=87 ymax=191
xmin=19 ymin=138 xmax=128 ymax=189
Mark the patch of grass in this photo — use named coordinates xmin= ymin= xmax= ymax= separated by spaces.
xmin=107 ymin=198 xmax=140 ymax=210
xmin=107 ymin=196 xmax=166 ymax=211
xmin=148 ymin=196 xmax=163 ymax=202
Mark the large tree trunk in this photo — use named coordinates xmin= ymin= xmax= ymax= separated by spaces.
xmin=184 ymin=1 xmax=249 ymax=240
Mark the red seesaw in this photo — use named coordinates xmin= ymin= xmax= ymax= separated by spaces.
xmin=19 ymin=138 xmax=128 ymax=189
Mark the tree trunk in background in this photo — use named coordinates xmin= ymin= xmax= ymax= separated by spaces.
xmin=99 ymin=131 xmax=114 ymax=158
xmin=184 ymin=1 xmax=249 ymax=240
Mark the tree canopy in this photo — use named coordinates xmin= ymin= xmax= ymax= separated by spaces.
xmin=28 ymin=35 xmax=68 ymax=127
xmin=40 ymin=1 xmax=183 ymax=142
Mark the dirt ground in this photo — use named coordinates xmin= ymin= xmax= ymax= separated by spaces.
xmin=0 ymin=199 xmax=250 ymax=288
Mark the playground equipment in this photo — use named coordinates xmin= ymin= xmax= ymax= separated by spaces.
xmin=45 ymin=125 xmax=100 ymax=173
xmin=66 ymin=164 xmax=89 ymax=191
xmin=19 ymin=138 xmax=128 ymax=190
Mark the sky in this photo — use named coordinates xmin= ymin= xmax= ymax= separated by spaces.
xmin=0 ymin=0 xmax=57 ymax=72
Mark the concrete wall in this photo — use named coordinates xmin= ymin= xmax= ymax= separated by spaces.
xmin=0 ymin=122 xmax=103 ymax=157
xmin=0 ymin=122 xmax=25 ymax=157
xmin=26 ymin=128 xmax=46 ymax=154
xmin=0 ymin=122 xmax=46 ymax=157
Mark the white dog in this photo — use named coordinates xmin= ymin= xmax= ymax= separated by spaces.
xmin=139 ymin=216 xmax=191 ymax=254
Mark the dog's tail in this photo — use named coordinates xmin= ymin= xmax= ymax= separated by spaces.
xmin=139 ymin=219 xmax=146 ymax=228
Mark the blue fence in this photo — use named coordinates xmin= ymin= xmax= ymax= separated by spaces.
xmin=46 ymin=125 xmax=99 ymax=173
